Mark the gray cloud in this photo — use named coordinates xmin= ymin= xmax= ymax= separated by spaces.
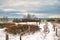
xmin=0 ymin=0 xmax=60 ymax=18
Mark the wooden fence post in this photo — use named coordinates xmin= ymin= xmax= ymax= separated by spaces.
xmin=56 ymin=28 xmax=57 ymax=36
xmin=6 ymin=33 xmax=9 ymax=40
xmin=20 ymin=34 xmax=21 ymax=40
xmin=53 ymin=25 xmax=55 ymax=31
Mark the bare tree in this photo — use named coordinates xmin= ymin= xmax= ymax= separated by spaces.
xmin=2 ymin=16 xmax=8 ymax=23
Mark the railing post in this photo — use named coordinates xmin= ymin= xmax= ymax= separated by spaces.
xmin=53 ymin=24 xmax=55 ymax=31
xmin=6 ymin=33 xmax=9 ymax=40
xmin=56 ymin=28 xmax=58 ymax=36
xmin=28 ymin=26 xmax=30 ymax=34
xmin=20 ymin=34 xmax=21 ymax=40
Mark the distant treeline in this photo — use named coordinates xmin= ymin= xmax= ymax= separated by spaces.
xmin=13 ymin=18 xmax=60 ymax=22
xmin=0 ymin=18 xmax=60 ymax=22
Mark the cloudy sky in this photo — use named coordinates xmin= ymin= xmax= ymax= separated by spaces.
xmin=0 ymin=0 xmax=60 ymax=18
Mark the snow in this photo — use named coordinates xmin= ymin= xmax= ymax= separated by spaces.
xmin=0 ymin=22 xmax=59 ymax=40
xmin=22 ymin=22 xmax=58 ymax=40
xmin=22 ymin=31 xmax=45 ymax=40
xmin=15 ymin=22 xmax=39 ymax=25
xmin=38 ymin=22 xmax=45 ymax=32
xmin=9 ymin=34 xmax=20 ymax=40
xmin=0 ymin=28 xmax=6 ymax=40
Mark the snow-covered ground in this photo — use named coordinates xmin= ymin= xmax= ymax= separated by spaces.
xmin=0 ymin=22 xmax=59 ymax=40
xmin=54 ymin=23 xmax=60 ymax=40
xmin=0 ymin=28 xmax=6 ymax=40
xmin=15 ymin=22 xmax=39 ymax=26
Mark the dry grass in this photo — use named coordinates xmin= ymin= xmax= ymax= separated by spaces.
xmin=2 ymin=23 xmax=40 ymax=35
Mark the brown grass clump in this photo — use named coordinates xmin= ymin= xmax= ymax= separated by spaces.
xmin=0 ymin=23 xmax=15 ymax=28
xmin=5 ymin=24 xmax=40 ymax=35
xmin=0 ymin=23 xmax=5 ymax=28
